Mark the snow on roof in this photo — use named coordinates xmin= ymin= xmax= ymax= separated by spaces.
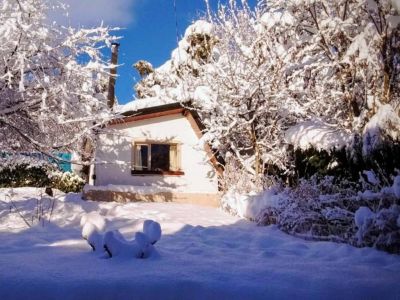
xmin=116 ymin=97 xmax=179 ymax=114
xmin=285 ymin=120 xmax=352 ymax=151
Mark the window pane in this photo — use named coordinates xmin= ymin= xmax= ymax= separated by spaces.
xmin=140 ymin=145 xmax=149 ymax=169
xmin=151 ymin=144 xmax=170 ymax=171
xmin=135 ymin=144 xmax=148 ymax=170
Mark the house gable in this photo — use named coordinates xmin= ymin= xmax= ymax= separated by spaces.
xmin=107 ymin=102 xmax=222 ymax=175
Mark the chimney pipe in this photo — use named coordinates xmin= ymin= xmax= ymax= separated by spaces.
xmin=107 ymin=42 xmax=120 ymax=109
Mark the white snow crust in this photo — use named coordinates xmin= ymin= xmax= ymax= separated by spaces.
xmin=285 ymin=120 xmax=352 ymax=151
xmin=1 ymin=187 xmax=399 ymax=299
xmin=116 ymin=96 xmax=179 ymax=114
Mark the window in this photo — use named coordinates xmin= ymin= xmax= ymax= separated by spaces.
xmin=132 ymin=141 xmax=183 ymax=175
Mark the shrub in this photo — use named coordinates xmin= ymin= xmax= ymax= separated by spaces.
xmin=255 ymin=175 xmax=400 ymax=254
xmin=49 ymin=171 xmax=85 ymax=193
xmin=0 ymin=158 xmax=54 ymax=188
xmin=0 ymin=156 xmax=85 ymax=193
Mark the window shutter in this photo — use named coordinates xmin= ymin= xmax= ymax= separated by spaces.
xmin=177 ymin=144 xmax=182 ymax=171
xmin=131 ymin=141 xmax=135 ymax=170
xmin=169 ymin=144 xmax=178 ymax=171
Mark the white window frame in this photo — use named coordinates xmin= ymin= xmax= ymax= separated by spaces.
xmin=131 ymin=139 xmax=182 ymax=174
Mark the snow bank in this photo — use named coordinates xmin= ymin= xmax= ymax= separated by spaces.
xmin=285 ymin=120 xmax=352 ymax=151
xmin=1 ymin=188 xmax=400 ymax=299
xmin=221 ymin=188 xmax=286 ymax=220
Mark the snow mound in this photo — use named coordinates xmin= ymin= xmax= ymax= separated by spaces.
xmin=103 ymin=229 xmax=157 ymax=259
xmin=103 ymin=230 xmax=143 ymax=258
xmin=82 ymin=223 xmax=104 ymax=252
xmin=221 ymin=188 xmax=285 ymax=220
xmin=362 ymin=170 xmax=380 ymax=186
xmin=134 ymin=232 xmax=154 ymax=259
xmin=363 ymin=104 xmax=400 ymax=156
xmin=143 ymin=220 xmax=162 ymax=245
xmin=79 ymin=210 xmax=161 ymax=259
xmin=393 ymin=175 xmax=400 ymax=199
xmin=285 ymin=120 xmax=352 ymax=151
xmin=355 ymin=207 xmax=375 ymax=229
xmin=80 ymin=211 xmax=106 ymax=232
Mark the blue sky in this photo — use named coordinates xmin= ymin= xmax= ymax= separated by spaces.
xmin=56 ymin=0 xmax=257 ymax=104
xmin=115 ymin=0 xmax=211 ymax=104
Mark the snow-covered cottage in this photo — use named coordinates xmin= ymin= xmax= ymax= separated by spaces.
xmin=83 ymin=98 xmax=222 ymax=207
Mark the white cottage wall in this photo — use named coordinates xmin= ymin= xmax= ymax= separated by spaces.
xmin=92 ymin=114 xmax=219 ymax=194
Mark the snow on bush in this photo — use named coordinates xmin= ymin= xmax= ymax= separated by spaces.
xmin=222 ymin=174 xmax=400 ymax=253
xmin=49 ymin=171 xmax=85 ymax=193
xmin=131 ymin=0 xmax=400 ymax=186
xmin=80 ymin=214 xmax=162 ymax=259
xmin=0 ymin=0 xmax=118 ymax=159
xmin=285 ymin=120 xmax=352 ymax=152
xmin=221 ymin=187 xmax=285 ymax=220
xmin=0 ymin=155 xmax=85 ymax=192
xmin=393 ymin=175 xmax=400 ymax=199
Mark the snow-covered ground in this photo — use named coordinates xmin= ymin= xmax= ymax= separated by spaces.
xmin=1 ymin=188 xmax=399 ymax=300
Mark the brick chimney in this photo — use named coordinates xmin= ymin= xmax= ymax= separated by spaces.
xmin=107 ymin=42 xmax=120 ymax=109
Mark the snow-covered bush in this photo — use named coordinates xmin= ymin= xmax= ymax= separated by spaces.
xmin=50 ymin=171 xmax=85 ymax=193
xmin=0 ymin=155 xmax=84 ymax=192
xmin=0 ymin=156 xmax=56 ymax=188
xmin=354 ymin=204 xmax=400 ymax=253
xmin=253 ymin=175 xmax=400 ymax=253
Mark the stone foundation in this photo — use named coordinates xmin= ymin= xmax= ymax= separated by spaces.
xmin=82 ymin=189 xmax=221 ymax=207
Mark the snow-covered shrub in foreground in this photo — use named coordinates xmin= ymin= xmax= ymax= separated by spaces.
xmin=224 ymin=175 xmax=400 ymax=253
xmin=80 ymin=213 xmax=162 ymax=259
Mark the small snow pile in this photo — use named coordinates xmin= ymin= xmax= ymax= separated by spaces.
xmin=221 ymin=187 xmax=285 ymax=220
xmin=362 ymin=170 xmax=380 ymax=186
xmin=285 ymin=120 xmax=352 ymax=151
xmin=362 ymin=104 xmax=400 ymax=156
xmin=103 ymin=231 xmax=149 ymax=258
xmin=353 ymin=204 xmax=400 ymax=251
xmin=143 ymin=219 xmax=162 ymax=245
xmin=354 ymin=206 xmax=375 ymax=242
xmin=80 ymin=212 xmax=107 ymax=252
xmin=80 ymin=215 xmax=162 ymax=259
xmin=393 ymin=175 xmax=400 ymax=199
